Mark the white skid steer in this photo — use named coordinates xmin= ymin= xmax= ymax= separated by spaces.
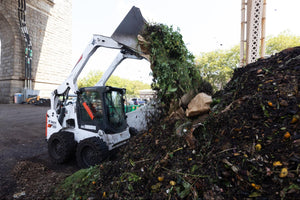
xmin=46 ymin=7 xmax=148 ymax=168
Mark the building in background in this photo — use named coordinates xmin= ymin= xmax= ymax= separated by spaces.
xmin=0 ymin=0 xmax=72 ymax=103
xmin=139 ymin=89 xmax=156 ymax=101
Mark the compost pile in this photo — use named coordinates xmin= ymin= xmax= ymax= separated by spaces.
xmin=200 ymin=47 xmax=300 ymax=199
xmin=53 ymin=45 xmax=300 ymax=199
xmin=109 ymin=47 xmax=299 ymax=199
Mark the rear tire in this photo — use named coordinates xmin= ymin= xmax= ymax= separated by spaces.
xmin=76 ymin=137 xmax=109 ymax=168
xmin=48 ymin=132 xmax=76 ymax=164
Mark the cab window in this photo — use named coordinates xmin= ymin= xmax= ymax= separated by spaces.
xmin=78 ymin=90 xmax=103 ymax=123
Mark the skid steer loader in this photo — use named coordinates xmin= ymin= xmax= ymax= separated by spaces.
xmin=46 ymin=7 xmax=148 ymax=168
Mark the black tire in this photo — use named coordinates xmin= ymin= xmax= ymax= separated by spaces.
xmin=129 ymin=127 xmax=139 ymax=136
xmin=76 ymin=137 xmax=109 ymax=168
xmin=48 ymin=132 xmax=76 ymax=164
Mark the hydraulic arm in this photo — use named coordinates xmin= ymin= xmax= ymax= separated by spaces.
xmin=51 ymin=35 xmax=144 ymax=111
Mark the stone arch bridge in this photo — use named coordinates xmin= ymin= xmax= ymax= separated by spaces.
xmin=0 ymin=0 xmax=72 ymax=103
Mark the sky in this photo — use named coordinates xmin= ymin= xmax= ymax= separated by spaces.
xmin=72 ymin=0 xmax=300 ymax=84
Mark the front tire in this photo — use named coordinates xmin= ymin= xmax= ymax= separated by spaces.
xmin=48 ymin=132 xmax=76 ymax=164
xmin=76 ymin=137 xmax=109 ymax=168
xmin=129 ymin=127 xmax=139 ymax=136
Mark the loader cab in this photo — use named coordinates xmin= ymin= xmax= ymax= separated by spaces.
xmin=77 ymin=86 xmax=127 ymax=134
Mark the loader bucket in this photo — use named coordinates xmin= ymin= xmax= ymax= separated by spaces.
xmin=111 ymin=6 xmax=147 ymax=54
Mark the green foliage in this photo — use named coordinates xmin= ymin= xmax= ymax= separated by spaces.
xmin=176 ymin=180 xmax=191 ymax=198
xmin=195 ymin=31 xmax=300 ymax=91
xmin=120 ymin=172 xmax=142 ymax=182
xmin=54 ymin=166 xmax=100 ymax=199
xmin=195 ymin=45 xmax=239 ymax=91
xmin=77 ymin=70 xmax=150 ymax=96
xmin=142 ymin=23 xmax=204 ymax=105
xmin=77 ymin=70 xmax=103 ymax=88
xmin=266 ymin=31 xmax=300 ymax=55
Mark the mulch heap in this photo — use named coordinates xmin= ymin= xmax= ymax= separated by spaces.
xmin=201 ymin=47 xmax=300 ymax=199
xmin=54 ymin=47 xmax=300 ymax=200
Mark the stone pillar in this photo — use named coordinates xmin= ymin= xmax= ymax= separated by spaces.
xmin=0 ymin=0 xmax=72 ymax=103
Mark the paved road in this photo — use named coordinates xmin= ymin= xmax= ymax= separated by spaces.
xmin=0 ymin=104 xmax=48 ymax=198
xmin=0 ymin=103 xmax=150 ymax=198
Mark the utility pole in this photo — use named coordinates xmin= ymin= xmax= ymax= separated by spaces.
xmin=240 ymin=0 xmax=266 ymax=67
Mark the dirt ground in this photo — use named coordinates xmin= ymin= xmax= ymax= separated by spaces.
xmin=0 ymin=104 xmax=78 ymax=199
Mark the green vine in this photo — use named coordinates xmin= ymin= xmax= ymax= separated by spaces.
xmin=141 ymin=23 xmax=206 ymax=109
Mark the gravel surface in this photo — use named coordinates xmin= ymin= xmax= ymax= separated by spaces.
xmin=0 ymin=104 xmax=77 ymax=199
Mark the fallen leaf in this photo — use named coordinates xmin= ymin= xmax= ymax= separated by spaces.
xmin=283 ymin=132 xmax=291 ymax=139
xmin=158 ymin=176 xmax=164 ymax=182
xmin=151 ymin=183 xmax=162 ymax=191
xmin=255 ymin=144 xmax=262 ymax=151
xmin=273 ymin=161 xmax=283 ymax=167
xmin=280 ymin=100 xmax=288 ymax=107
xmin=291 ymin=115 xmax=299 ymax=124
xmin=170 ymin=180 xmax=176 ymax=186
xmin=279 ymin=168 xmax=288 ymax=178
xmin=251 ymin=183 xmax=262 ymax=190
xmin=249 ymin=192 xmax=261 ymax=197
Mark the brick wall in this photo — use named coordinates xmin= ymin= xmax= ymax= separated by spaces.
xmin=0 ymin=0 xmax=72 ymax=103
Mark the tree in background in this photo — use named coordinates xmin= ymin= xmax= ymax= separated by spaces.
xmin=77 ymin=71 xmax=103 ymax=88
xmin=77 ymin=70 xmax=150 ymax=97
xmin=195 ymin=45 xmax=239 ymax=91
xmin=265 ymin=31 xmax=300 ymax=55
xmin=196 ymin=31 xmax=300 ymax=92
